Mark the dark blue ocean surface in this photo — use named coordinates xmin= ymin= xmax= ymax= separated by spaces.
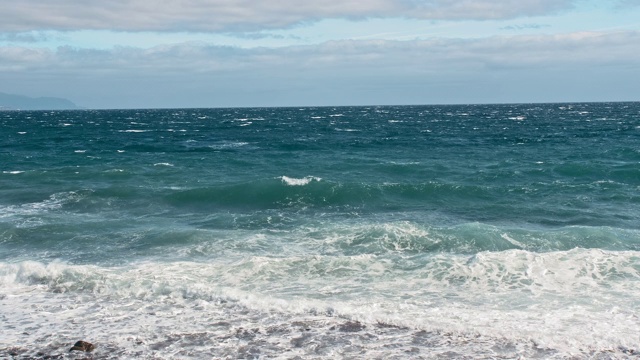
xmin=1 ymin=103 xmax=639 ymax=358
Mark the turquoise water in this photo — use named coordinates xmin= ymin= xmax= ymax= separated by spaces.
xmin=1 ymin=103 xmax=639 ymax=358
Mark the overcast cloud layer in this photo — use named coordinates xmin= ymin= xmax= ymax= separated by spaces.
xmin=3 ymin=31 xmax=639 ymax=73
xmin=2 ymin=30 xmax=638 ymax=108
xmin=1 ymin=0 xmax=639 ymax=108
xmin=0 ymin=0 xmax=576 ymax=32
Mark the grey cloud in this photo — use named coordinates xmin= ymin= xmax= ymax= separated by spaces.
xmin=0 ymin=31 xmax=55 ymax=43
xmin=225 ymin=32 xmax=287 ymax=40
xmin=2 ymin=30 xmax=638 ymax=108
xmin=3 ymin=31 xmax=639 ymax=74
xmin=0 ymin=0 xmax=575 ymax=32
xmin=500 ymin=24 xmax=549 ymax=31
xmin=615 ymin=0 xmax=640 ymax=8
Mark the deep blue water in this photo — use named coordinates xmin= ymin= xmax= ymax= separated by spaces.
xmin=1 ymin=103 xmax=639 ymax=358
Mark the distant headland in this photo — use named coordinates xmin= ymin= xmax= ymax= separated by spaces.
xmin=0 ymin=92 xmax=79 ymax=110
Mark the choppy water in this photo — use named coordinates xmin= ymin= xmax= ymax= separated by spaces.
xmin=1 ymin=103 xmax=639 ymax=359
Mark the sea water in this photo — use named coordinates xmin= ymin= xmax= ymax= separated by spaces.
xmin=0 ymin=103 xmax=639 ymax=359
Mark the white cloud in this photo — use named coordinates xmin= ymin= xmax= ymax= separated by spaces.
xmin=0 ymin=0 xmax=575 ymax=32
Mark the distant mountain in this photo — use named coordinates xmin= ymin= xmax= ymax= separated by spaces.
xmin=0 ymin=92 xmax=79 ymax=110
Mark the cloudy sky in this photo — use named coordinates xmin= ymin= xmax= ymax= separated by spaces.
xmin=1 ymin=0 xmax=639 ymax=108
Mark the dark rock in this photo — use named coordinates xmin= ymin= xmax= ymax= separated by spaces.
xmin=69 ymin=340 xmax=95 ymax=352
xmin=290 ymin=334 xmax=312 ymax=348
xmin=375 ymin=321 xmax=408 ymax=330
xmin=234 ymin=327 xmax=259 ymax=340
xmin=338 ymin=321 xmax=365 ymax=332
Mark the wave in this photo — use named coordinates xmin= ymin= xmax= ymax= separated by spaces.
xmin=0 ymin=190 xmax=94 ymax=219
xmin=309 ymin=221 xmax=640 ymax=254
xmin=161 ymin=178 xmax=639 ymax=229
xmin=4 ymin=216 xmax=639 ymax=267
xmin=4 ymin=249 xmax=638 ymax=304
xmin=163 ymin=179 xmax=493 ymax=211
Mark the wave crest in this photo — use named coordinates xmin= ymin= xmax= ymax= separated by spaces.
xmin=279 ymin=176 xmax=322 ymax=186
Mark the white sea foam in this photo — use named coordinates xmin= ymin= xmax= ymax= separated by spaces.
xmin=0 ymin=250 xmax=638 ymax=358
xmin=0 ymin=191 xmax=91 ymax=220
xmin=279 ymin=176 xmax=321 ymax=186
xmin=154 ymin=163 xmax=174 ymax=167
xmin=2 ymin=170 xmax=24 ymax=174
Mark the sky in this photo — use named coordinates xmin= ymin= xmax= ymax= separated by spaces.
xmin=1 ymin=0 xmax=639 ymax=108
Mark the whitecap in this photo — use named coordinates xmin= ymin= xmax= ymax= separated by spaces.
xmin=280 ymin=176 xmax=321 ymax=186
xmin=2 ymin=170 xmax=24 ymax=174
xmin=0 ymin=191 xmax=91 ymax=219
xmin=154 ymin=163 xmax=174 ymax=167
xmin=208 ymin=141 xmax=249 ymax=150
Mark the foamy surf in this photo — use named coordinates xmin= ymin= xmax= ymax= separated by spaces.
xmin=1 ymin=249 xmax=638 ymax=358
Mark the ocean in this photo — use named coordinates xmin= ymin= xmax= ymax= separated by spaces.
xmin=1 ymin=103 xmax=639 ymax=359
